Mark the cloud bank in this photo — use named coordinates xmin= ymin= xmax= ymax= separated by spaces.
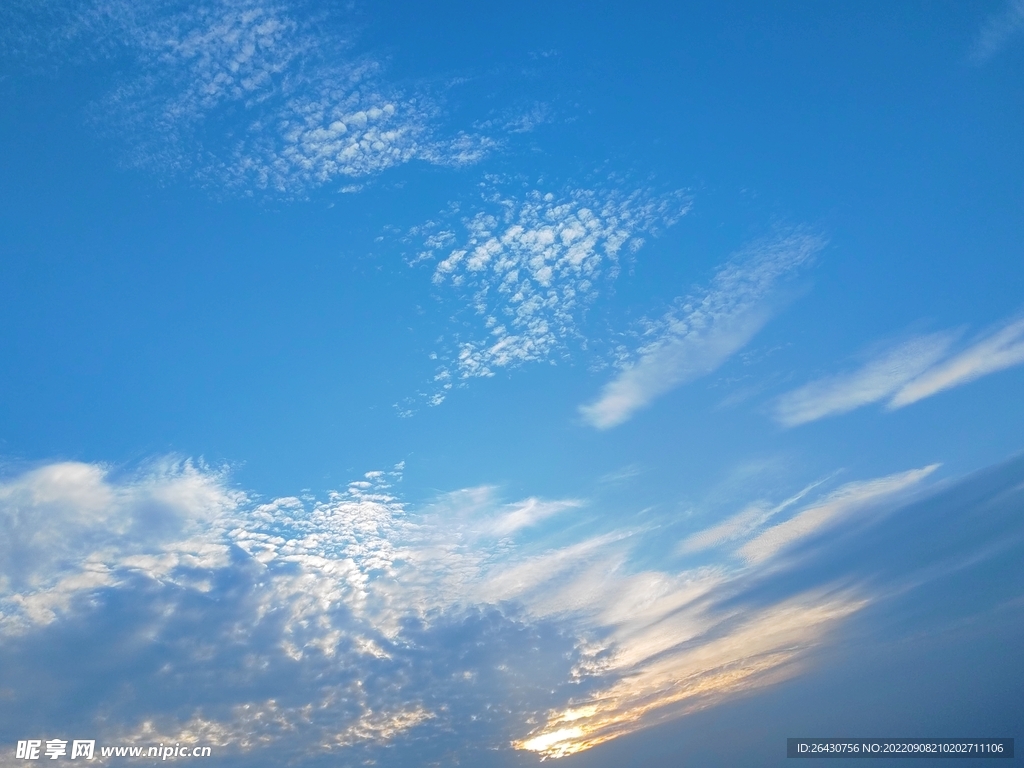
xmin=580 ymin=231 xmax=824 ymax=429
xmin=5 ymin=452 xmax=1012 ymax=764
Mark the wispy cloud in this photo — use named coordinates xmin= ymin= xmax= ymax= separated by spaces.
xmin=678 ymin=477 xmax=827 ymax=554
xmin=515 ymin=590 xmax=865 ymax=759
xmin=507 ymin=465 xmax=936 ymax=759
xmin=5 ymin=0 xmax=494 ymax=195
xmin=889 ymin=318 xmax=1024 ymax=408
xmin=774 ymin=333 xmax=955 ymax=427
xmin=474 ymin=102 xmax=553 ymax=134
xmin=736 ymin=465 xmax=938 ymax=565
xmin=580 ymin=231 xmax=824 ymax=429
xmin=970 ymin=0 xmax=1024 ymax=63
xmin=406 ymin=183 xmax=689 ymax=406
xmin=489 ymin=497 xmax=581 ymax=536
xmin=776 ymin=316 xmax=1024 ymax=425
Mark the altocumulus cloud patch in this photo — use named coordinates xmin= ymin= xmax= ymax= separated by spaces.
xmin=2 ymin=0 xmax=494 ymax=196
xmin=4 ymin=455 xmax=1021 ymax=763
xmin=404 ymin=181 xmax=690 ymax=408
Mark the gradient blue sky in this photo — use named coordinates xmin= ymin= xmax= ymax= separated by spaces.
xmin=1 ymin=1 xmax=1023 ymax=765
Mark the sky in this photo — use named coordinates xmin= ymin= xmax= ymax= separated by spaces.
xmin=0 ymin=1 xmax=1023 ymax=765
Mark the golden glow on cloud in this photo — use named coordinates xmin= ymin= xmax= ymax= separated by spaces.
xmin=514 ymin=591 xmax=865 ymax=759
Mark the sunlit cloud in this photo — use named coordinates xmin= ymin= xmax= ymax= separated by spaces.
xmin=4 ymin=456 xmax=1015 ymax=763
xmin=515 ymin=590 xmax=865 ymax=759
xmin=581 ymin=230 xmax=824 ymax=429
xmin=512 ymin=464 xmax=939 ymax=758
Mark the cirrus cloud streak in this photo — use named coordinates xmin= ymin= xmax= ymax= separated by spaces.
xmin=775 ymin=316 xmax=1024 ymax=426
xmin=581 ymin=230 xmax=824 ymax=429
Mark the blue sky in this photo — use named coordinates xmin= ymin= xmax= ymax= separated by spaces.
xmin=1 ymin=1 xmax=1023 ymax=765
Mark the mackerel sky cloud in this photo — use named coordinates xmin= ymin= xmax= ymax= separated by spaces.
xmin=408 ymin=183 xmax=688 ymax=405
xmin=1 ymin=2 xmax=1023 ymax=766
xmin=5 ymin=0 xmax=494 ymax=194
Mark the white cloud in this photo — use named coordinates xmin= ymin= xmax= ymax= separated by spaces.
xmin=0 ymin=457 xmax=975 ymax=763
xmin=678 ymin=477 xmax=826 ymax=554
xmin=737 ymin=465 xmax=938 ymax=565
xmin=0 ymin=461 xmax=468 ymax=763
xmin=489 ymin=497 xmax=581 ymax=536
xmin=970 ymin=0 xmax=1024 ymax=63
xmin=0 ymin=459 xmax=239 ymax=632
xmin=409 ymin=184 xmax=689 ymax=404
xmin=9 ymin=0 xmax=494 ymax=195
xmin=581 ymin=231 xmax=824 ymax=429
xmin=889 ymin=318 xmax=1024 ymax=408
xmin=774 ymin=333 xmax=955 ymax=427
xmin=148 ymin=1 xmax=307 ymax=115
xmin=222 ymin=87 xmax=431 ymax=193
xmin=777 ymin=316 xmax=1024 ymax=425
xmin=513 ymin=462 xmax=948 ymax=759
